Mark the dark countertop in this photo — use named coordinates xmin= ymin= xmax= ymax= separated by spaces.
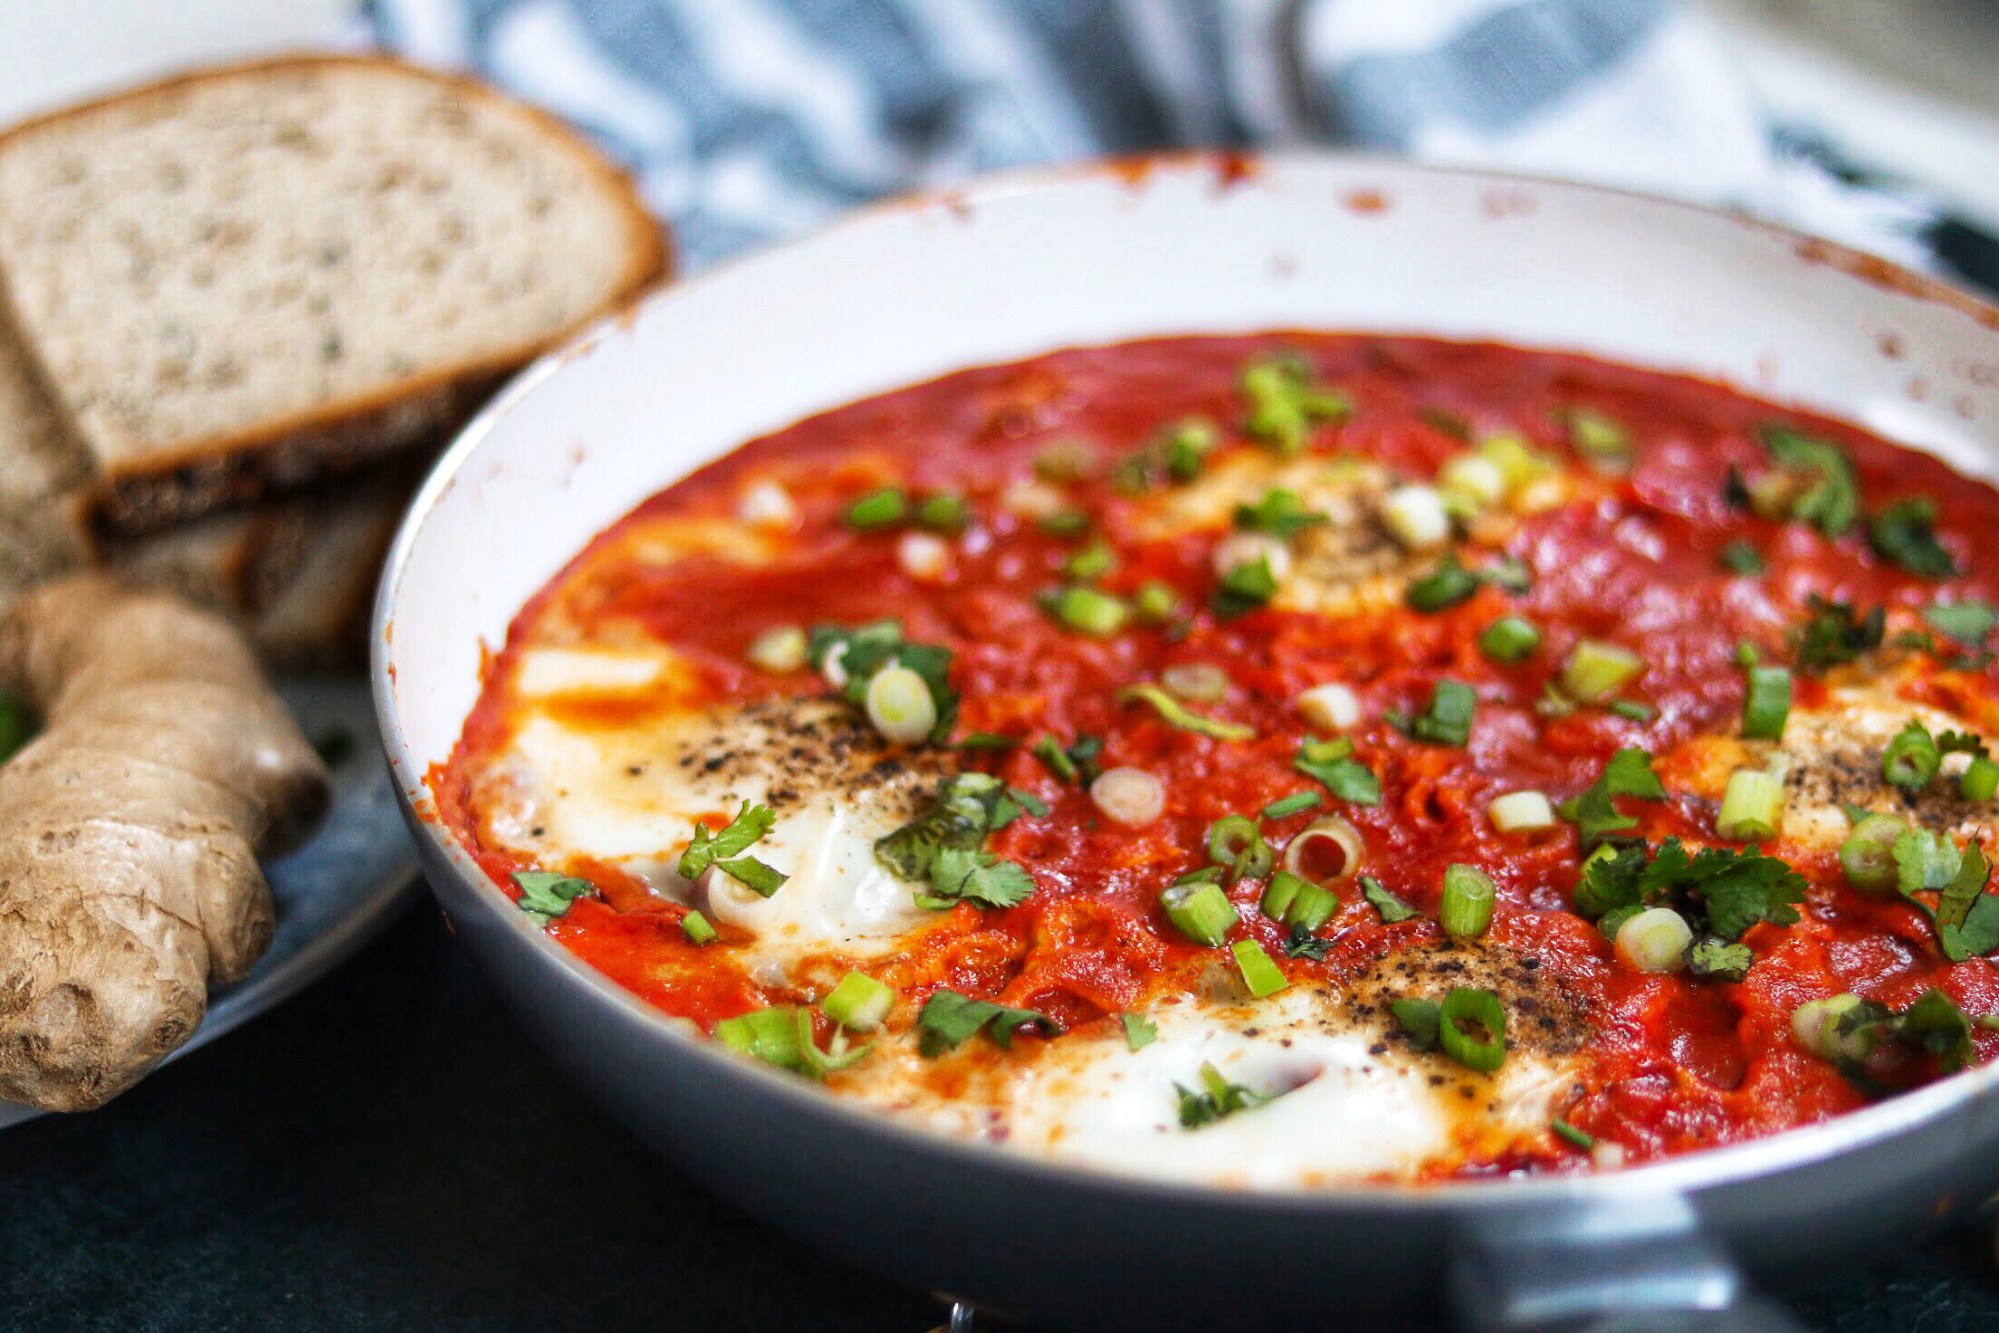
xmin=6 ymin=894 xmax=1999 ymax=1332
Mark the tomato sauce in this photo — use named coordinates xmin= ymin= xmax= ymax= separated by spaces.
xmin=434 ymin=333 xmax=1999 ymax=1178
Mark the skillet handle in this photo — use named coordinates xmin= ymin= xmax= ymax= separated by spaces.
xmin=1449 ymin=1195 xmax=1809 ymax=1332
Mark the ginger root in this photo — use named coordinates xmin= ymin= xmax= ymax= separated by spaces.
xmin=0 ymin=576 xmax=330 ymax=1110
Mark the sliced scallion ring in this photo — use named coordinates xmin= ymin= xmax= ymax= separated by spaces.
xmin=1439 ymin=987 xmax=1507 ymax=1073
xmin=1439 ymin=864 xmax=1496 ymax=940
xmin=1160 ymin=880 xmax=1239 ymax=947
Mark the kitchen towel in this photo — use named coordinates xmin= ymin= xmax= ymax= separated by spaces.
xmin=369 ymin=0 xmax=1937 ymax=274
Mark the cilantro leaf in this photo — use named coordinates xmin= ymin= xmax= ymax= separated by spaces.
xmin=678 ymin=801 xmax=777 ymax=877
xmin=1893 ymin=827 xmax=1963 ymax=899
xmin=1556 ymin=748 xmax=1666 ymax=847
xmin=1211 ymin=555 xmax=1279 ymax=618
xmin=1120 ymin=1013 xmax=1158 ymax=1052
xmin=1869 ymin=497 xmax=1957 ymax=579
xmin=1032 ymin=734 xmax=1102 ymax=785
xmin=916 ymin=990 xmax=1057 ymax=1057
xmin=1293 ymin=736 xmax=1381 ymax=805
xmin=511 ymin=870 xmax=593 ymax=924
xmin=1760 ymin=426 xmax=1861 ymax=538
xmin=1794 ymin=596 xmax=1884 ymax=674
xmin=1574 ymin=836 xmax=1805 ymax=943
xmin=1921 ymin=841 xmax=1999 ymax=964
xmin=1925 ymin=600 xmax=1996 ymax=649
xmin=1405 ymin=554 xmax=1482 ymax=613
xmin=1360 ymin=874 xmax=1418 ymax=924
xmin=1390 ymin=997 xmax=1442 ymax=1050
xmin=922 ymin=847 xmax=1037 ymax=910
xmin=1840 ymin=990 xmax=1978 ymax=1077
xmin=988 ymin=786 xmax=1049 ymax=831
xmin=1175 ymin=1060 xmax=1273 ymax=1128
xmin=1234 ymin=487 xmax=1327 ymax=539
xmin=1686 ymin=937 xmax=1753 ymax=983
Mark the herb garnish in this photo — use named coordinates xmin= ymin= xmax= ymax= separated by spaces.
xmin=1869 ymin=497 xmax=1957 ymax=578
xmin=511 ymin=870 xmax=593 ymax=925
xmin=1234 ymin=487 xmax=1327 ymax=539
xmin=1240 ymin=354 xmax=1349 ymax=456
xmin=1718 ymin=541 xmax=1765 ymax=576
xmin=1793 ymin=596 xmax=1884 ymax=674
xmin=1576 ymin=838 xmax=1806 ymax=970
xmin=1359 ymin=874 xmax=1419 ymax=924
xmin=1293 ymin=736 xmax=1382 ymax=805
xmin=1830 ymin=989 xmax=1977 ymax=1080
xmin=809 ymin=620 xmax=957 ymax=741
xmin=1032 ymin=734 xmax=1102 ymax=785
xmin=1555 ymin=748 xmax=1666 ymax=848
xmin=1926 ymin=600 xmax=1997 ymax=649
xmin=1756 ymin=425 xmax=1861 ymax=538
xmin=1118 ymin=683 xmax=1255 ymax=741
xmin=678 ymin=802 xmax=789 ymax=897
xmin=1175 ymin=1061 xmax=1273 ymax=1127
xmin=876 ymin=774 xmax=1044 ymax=910
xmin=916 ymin=990 xmax=1059 ymax=1057
xmin=1120 ymin=1013 xmax=1158 ymax=1052
xmin=1394 ymin=679 xmax=1476 ymax=747
xmin=1211 ymin=555 xmax=1280 ymax=618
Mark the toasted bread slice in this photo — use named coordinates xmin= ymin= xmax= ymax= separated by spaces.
xmin=0 ymin=54 xmax=667 ymax=534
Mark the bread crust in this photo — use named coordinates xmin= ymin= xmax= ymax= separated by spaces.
xmin=0 ymin=52 xmax=672 ymax=536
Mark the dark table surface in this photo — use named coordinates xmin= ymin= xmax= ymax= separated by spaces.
xmin=7 ymin=892 xmax=1999 ymax=1333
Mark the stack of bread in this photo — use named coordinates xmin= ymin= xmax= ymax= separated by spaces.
xmin=0 ymin=55 xmax=667 ymax=664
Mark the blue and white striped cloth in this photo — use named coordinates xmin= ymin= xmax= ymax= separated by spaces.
xmin=368 ymin=0 xmax=1935 ymax=274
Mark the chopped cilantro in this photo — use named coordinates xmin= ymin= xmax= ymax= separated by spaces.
xmin=1687 ymin=938 xmax=1753 ymax=983
xmin=1175 ymin=1060 xmax=1274 ymax=1128
xmin=877 ymin=774 xmax=1043 ymax=910
xmin=1718 ymin=541 xmax=1765 ymax=576
xmin=1405 ymin=554 xmax=1481 ymax=612
xmin=1793 ymin=596 xmax=1884 ymax=674
xmin=1234 ymin=487 xmax=1327 ymax=539
xmin=1835 ymin=989 xmax=1977 ymax=1077
xmin=1574 ymin=837 xmax=1806 ymax=946
xmin=1282 ymin=927 xmax=1337 ymax=960
xmin=1869 ymin=497 xmax=1957 ymax=579
xmin=916 ymin=990 xmax=1058 ymax=1057
xmin=1293 ymin=736 xmax=1381 ymax=805
xmin=1759 ymin=425 xmax=1861 ymax=538
xmin=1032 ymin=734 xmax=1102 ymax=785
xmin=1120 ymin=1013 xmax=1158 ymax=1052
xmin=1409 ymin=679 xmax=1477 ymax=747
xmin=1211 ymin=555 xmax=1280 ymax=618
xmin=511 ymin=870 xmax=593 ymax=925
xmin=1556 ymin=748 xmax=1666 ymax=848
xmin=1925 ymin=600 xmax=1996 ymax=648
xmin=678 ymin=802 xmax=788 ymax=898
xmin=1360 ymin=874 xmax=1419 ymax=924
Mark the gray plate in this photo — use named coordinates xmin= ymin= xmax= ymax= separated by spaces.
xmin=0 ymin=677 xmax=419 ymax=1129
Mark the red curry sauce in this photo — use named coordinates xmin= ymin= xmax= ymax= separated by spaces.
xmin=435 ymin=333 xmax=1999 ymax=1178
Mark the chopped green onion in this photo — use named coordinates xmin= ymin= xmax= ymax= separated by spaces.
xmin=681 ymin=910 xmax=717 ymax=946
xmin=1382 ymin=484 xmax=1450 ymax=550
xmin=1164 ymin=419 xmax=1218 ymax=479
xmin=1133 ymin=581 xmax=1180 ymax=625
xmin=1118 ymin=683 xmax=1255 ymax=741
xmin=1488 ymin=790 xmax=1555 ymax=833
xmin=1438 ymin=453 xmax=1506 ymax=511
xmin=1410 ymin=679 xmax=1477 ymax=747
xmin=1608 ymin=700 xmax=1655 ymax=722
xmin=1439 ymin=987 xmax=1507 ymax=1073
xmin=1881 ymin=720 xmax=1941 ymax=790
xmin=1212 ymin=554 xmax=1280 ymax=617
xmin=1033 ymin=439 xmax=1096 ymax=482
xmin=1719 ymin=541 xmax=1765 ymax=576
xmin=1479 ymin=616 xmax=1541 ymax=663
xmin=1551 ymin=1118 xmax=1595 ymax=1150
xmin=1791 ymin=993 xmax=1872 ymax=1062
xmin=1566 ymin=408 xmax=1631 ymax=467
xmin=1439 ymin=863 xmax=1496 ymax=940
xmin=1740 ymin=666 xmax=1791 ymax=740
xmin=915 ymin=492 xmax=971 ymax=533
xmin=1716 ymin=768 xmax=1785 ymax=841
xmin=822 ymin=971 xmax=897 ymax=1031
xmin=1260 ymin=791 xmax=1324 ymax=821
xmin=1282 ymin=814 xmax=1366 ymax=882
xmin=1207 ymin=814 xmax=1274 ymax=884
xmin=1062 ymin=541 xmax=1116 ymax=582
xmin=1234 ymin=487 xmax=1327 ymax=539
xmin=715 ymin=1007 xmax=805 ymax=1070
xmin=1559 ymin=639 xmax=1644 ymax=704
xmin=1240 ymin=355 xmax=1348 ymax=455
xmin=745 ymin=624 xmax=809 ymax=674
xmin=1965 ymin=757 xmax=1999 ymax=803
xmin=1161 ymin=661 xmax=1229 ymax=702
xmin=1613 ymin=907 xmax=1693 ymax=973
xmin=1160 ymin=879 xmax=1239 ymax=946
xmin=846 ymin=487 xmax=908 ymax=531
xmin=1043 ymin=586 xmax=1130 ymax=637
xmin=1039 ymin=507 xmax=1092 ymax=538
xmin=1839 ymin=813 xmax=1907 ymax=896
xmin=1261 ymin=869 xmax=1336 ymax=931
xmin=864 ymin=664 xmax=940 ymax=745
xmin=1293 ymin=737 xmax=1380 ymax=804
xmin=1231 ymin=939 xmax=1289 ymax=998
xmin=1391 ymin=997 xmax=1442 ymax=1049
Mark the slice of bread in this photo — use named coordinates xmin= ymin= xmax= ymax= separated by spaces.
xmin=0 ymin=317 xmax=90 ymax=605
xmin=0 ymin=54 xmax=667 ymax=534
